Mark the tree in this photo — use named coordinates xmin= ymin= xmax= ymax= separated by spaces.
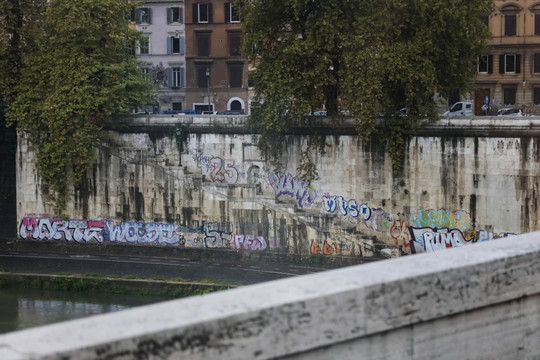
xmin=6 ymin=0 xmax=155 ymax=212
xmin=240 ymin=0 xmax=492 ymax=177
xmin=0 ymin=0 xmax=47 ymax=235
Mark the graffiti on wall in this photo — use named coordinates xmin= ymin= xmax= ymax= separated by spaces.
xmin=19 ymin=217 xmax=243 ymax=250
xmin=310 ymin=239 xmax=340 ymax=255
xmin=409 ymin=227 xmax=466 ymax=253
xmin=105 ymin=221 xmax=182 ymax=245
xmin=409 ymin=209 xmax=472 ymax=231
xmin=264 ymin=168 xmax=318 ymax=208
xmin=322 ymin=194 xmax=371 ymax=220
xmin=234 ymin=235 xmax=267 ymax=251
xmin=194 ymin=153 xmax=241 ymax=184
xmin=19 ymin=217 xmax=105 ymax=243
xmin=390 ymin=219 xmax=411 ymax=248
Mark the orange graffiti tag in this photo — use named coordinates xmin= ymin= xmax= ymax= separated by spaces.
xmin=323 ymin=240 xmax=340 ymax=255
xmin=310 ymin=239 xmax=321 ymax=254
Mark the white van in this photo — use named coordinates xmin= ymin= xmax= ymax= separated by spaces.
xmin=443 ymin=101 xmax=474 ymax=117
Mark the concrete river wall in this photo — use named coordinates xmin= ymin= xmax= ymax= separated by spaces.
xmin=14 ymin=115 xmax=540 ymax=257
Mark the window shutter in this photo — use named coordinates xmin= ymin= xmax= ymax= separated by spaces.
xmin=179 ymin=8 xmax=184 ymax=23
xmin=208 ymin=3 xmax=213 ymax=23
xmin=193 ymin=4 xmax=198 ymax=23
xmin=180 ymin=67 xmax=186 ymax=88
xmin=166 ymin=68 xmax=173 ymax=87
xmin=166 ymin=37 xmax=172 ymax=55
xmin=516 ymin=54 xmax=521 ymax=73
xmin=225 ymin=3 xmax=230 ymax=23
xmin=135 ymin=9 xmax=141 ymax=24
xmin=148 ymin=8 xmax=152 ymax=24
xmin=180 ymin=36 xmax=185 ymax=54
xmin=167 ymin=8 xmax=172 ymax=24
xmin=499 ymin=55 xmax=505 ymax=74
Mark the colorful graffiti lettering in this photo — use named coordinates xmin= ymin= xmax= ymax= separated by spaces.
xmin=322 ymin=194 xmax=371 ymax=220
xmin=18 ymin=217 xmax=233 ymax=249
xmin=264 ymin=168 xmax=317 ymax=208
xmin=105 ymin=221 xmax=181 ymax=245
xmin=234 ymin=235 xmax=268 ymax=251
xmin=19 ymin=217 xmax=105 ymax=243
xmin=364 ymin=208 xmax=393 ymax=233
xmin=409 ymin=209 xmax=472 ymax=231
xmin=409 ymin=227 xmax=465 ymax=253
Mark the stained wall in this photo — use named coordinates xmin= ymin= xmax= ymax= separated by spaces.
xmin=16 ymin=116 xmax=540 ymax=256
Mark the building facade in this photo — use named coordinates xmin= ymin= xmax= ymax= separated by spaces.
xmin=132 ymin=0 xmax=187 ymax=114
xmin=474 ymin=0 xmax=540 ymax=115
xmin=184 ymin=0 xmax=249 ymax=114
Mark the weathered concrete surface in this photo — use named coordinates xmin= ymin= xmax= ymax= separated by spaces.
xmin=14 ymin=115 xmax=540 ymax=257
xmin=0 ymin=232 xmax=538 ymax=359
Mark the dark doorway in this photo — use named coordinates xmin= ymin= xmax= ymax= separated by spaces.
xmin=230 ymin=100 xmax=242 ymax=111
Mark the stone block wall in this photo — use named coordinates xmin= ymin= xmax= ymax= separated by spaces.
xmin=15 ymin=115 xmax=540 ymax=257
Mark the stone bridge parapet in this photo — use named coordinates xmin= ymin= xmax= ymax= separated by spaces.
xmin=1 ymin=232 xmax=539 ymax=359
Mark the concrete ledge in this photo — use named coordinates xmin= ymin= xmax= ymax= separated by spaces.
xmin=0 ymin=233 xmax=539 ymax=359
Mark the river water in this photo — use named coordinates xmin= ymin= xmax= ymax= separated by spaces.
xmin=0 ymin=286 xmax=167 ymax=335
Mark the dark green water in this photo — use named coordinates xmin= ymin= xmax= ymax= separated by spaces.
xmin=0 ymin=287 xmax=167 ymax=334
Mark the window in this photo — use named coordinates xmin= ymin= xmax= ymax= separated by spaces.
xmin=167 ymin=7 xmax=183 ymax=24
xmin=535 ymin=54 xmax=540 ymax=73
xmin=478 ymin=55 xmax=492 ymax=73
xmin=196 ymin=32 xmax=210 ymax=57
xmin=138 ymin=37 xmax=149 ymax=55
xmin=193 ymin=3 xmax=212 ymax=23
xmin=534 ymin=88 xmax=540 ymax=105
xmin=228 ymin=32 xmax=242 ymax=56
xmin=167 ymin=67 xmax=185 ymax=88
xmin=141 ymin=67 xmax=151 ymax=82
xmin=505 ymin=14 xmax=516 ymax=36
xmin=499 ymin=54 xmax=520 ymax=74
xmin=225 ymin=2 xmax=241 ymax=23
xmin=167 ymin=36 xmax=185 ymax=55
xmin=135 ymin=8 xmax=152 ymax=24
xmin=536 ymin=14 xmax=540 ymax=35
xmin=172 ymin=102 xmax=183 ymax=111
xmin=197 ymin=67 xmax=210 ymax=89
xmin=229 ymin=64 xmax=243 ymax=88
xmin=503 ymin=86 xmax=516 ymax=105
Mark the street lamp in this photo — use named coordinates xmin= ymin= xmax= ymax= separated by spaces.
xmin=206 ymin=67 xmax=210 ymax=113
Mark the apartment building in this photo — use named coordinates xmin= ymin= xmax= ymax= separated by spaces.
xmin=475 ymin=0 xmax=540 ymax=115
xmin=184 ymin=0 xmax=249 ymax=114
xmin=133 ymin=0 xmax=186 ymax=114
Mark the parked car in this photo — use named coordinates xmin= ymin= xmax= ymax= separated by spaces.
xmin=216 ymin=110 xmax=245 ymax=115
xmin=443 ymin=101 xmax=474 ymax=117
xmin=498 ymin=108 xmax=523 ymax=116
xmin=163 ymin=109 xmax=196 ymax=115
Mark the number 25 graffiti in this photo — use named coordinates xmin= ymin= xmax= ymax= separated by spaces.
xmin=209 ymin=157 xmax=239 ymax=183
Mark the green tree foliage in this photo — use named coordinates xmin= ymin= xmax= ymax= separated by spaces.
xmin=0 ymin=0 xmax=47 ymax=233
xmin=240 ymin=0 xmax=492 ymax=177
xmin=6 ymin=0 xmax=155 ymax=212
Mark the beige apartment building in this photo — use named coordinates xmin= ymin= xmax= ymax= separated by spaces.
xmin=474 ymin=0 xmax=540 ymax=115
